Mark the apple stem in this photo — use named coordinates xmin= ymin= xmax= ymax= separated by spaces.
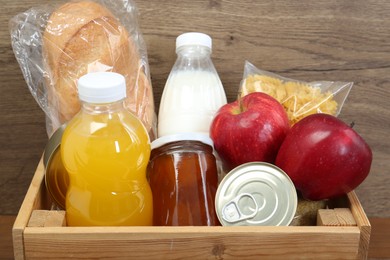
xmin=350 ymin=121 xmax=355 ymax=128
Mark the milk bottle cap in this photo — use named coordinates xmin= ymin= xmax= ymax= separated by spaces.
xmin=176 ymin=32 xmax=212 ymax=50
xmin=78 ymin=72 xmax=126 ymax=103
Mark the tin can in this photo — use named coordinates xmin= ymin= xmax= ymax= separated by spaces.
xmin=43 ymin=124 xmax=69 ymax=209
xmin=215 ymin=162 xmax=297 ymax=226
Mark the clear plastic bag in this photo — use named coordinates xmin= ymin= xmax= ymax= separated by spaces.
xmin=240 ymin=61 xmax=353 ymax=125
xmin=9 ymin=0 xmax=156 ymax=138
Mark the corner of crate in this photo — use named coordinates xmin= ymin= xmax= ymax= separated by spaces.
xmin=12 ymin=156 xmax=51 ymax=260
xmin=347 ymin=191 xmax=371 ymax=260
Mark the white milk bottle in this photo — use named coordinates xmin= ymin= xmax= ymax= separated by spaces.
xmin=158 ymin=32 xmax=227 ymax=137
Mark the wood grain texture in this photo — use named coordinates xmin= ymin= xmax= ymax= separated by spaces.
xmin=0 ymin=0 xmax=389 ymax=218
xmin=0 ymin=215 xmax=16 ymax=260
xmin=0 ymin=215 xmax=386 ymax=260
xmin=348 ymin=191 xmax=372 ymax=259
xmin=1 ymin=218 xmax=389 ymax=259
xmin=22 ymin=226 xmax=361 ymax=259
xmin=368 ymin=218 xmax=390 ymax=259
xmin=317 ymin=208 xmax=357 ymax=226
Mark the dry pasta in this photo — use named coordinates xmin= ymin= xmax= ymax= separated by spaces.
xmin=241 ymin=75 xmax=338 ymax=125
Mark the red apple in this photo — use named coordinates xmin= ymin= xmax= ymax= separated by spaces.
xmin=275 ymin=114 xmax=372 ymax=200
xmin=210 ymin=92 xmax=290 ymax=171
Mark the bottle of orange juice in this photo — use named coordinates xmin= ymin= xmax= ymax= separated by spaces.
xmin=61 ymin=72 xmax=153 ymax=226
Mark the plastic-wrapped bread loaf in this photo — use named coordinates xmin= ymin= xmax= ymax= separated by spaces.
xmin=43 ymin=1 xmax=155 ymax=135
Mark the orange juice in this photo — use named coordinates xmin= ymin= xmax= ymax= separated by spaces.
xmin=61 ymin=72 xmax=153 ymax=226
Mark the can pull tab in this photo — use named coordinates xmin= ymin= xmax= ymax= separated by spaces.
xmin=221 ymin=193 xmax=258 ymax=223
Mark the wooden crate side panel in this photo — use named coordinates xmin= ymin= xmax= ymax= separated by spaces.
xmin=12 ymin=225 xmax=24 ymax=260
xmin=12 ymin=159 xmax=49 ymax=260
xmin=348 ymin=192 xmax=371 ymax=260
xmin=23 ymin=226 xmax=361 ymax=260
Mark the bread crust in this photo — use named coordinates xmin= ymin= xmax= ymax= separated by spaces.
xmin=43 ymin=1 xmax=155 ymax=133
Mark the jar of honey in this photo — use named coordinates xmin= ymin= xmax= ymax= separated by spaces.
xmin=148 ymin=133 xmax=220 ymax=226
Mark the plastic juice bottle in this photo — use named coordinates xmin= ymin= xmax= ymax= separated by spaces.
xmin=61 ymin=72 xmax=153 ymax=226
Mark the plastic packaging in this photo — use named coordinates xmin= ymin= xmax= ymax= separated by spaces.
xmin=9 ymin=0 xmax=156 ymax=138
xmin=157 ymin=32 xmax=227 ymax=137
xmin=240 ymin=61 xmax=353 ymax=125
xmin=61 ymin=72 xmax=153 ymax=226
xmin=148 ymin=133 xmax=220 ymax=226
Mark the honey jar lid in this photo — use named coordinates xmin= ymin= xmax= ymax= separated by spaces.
xmin=151 ymin=132 xmax=213 ymax=150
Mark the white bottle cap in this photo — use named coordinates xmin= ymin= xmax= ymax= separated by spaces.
xmin=176 ymin=32 xmax=212 ymax=50
xmin=78 ymin=72 xmax=126 ymax=103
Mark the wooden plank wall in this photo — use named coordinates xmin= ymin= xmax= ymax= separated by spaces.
xmin=0 ymin=0 xmax=389 ymax=219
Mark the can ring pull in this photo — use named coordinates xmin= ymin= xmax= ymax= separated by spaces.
xmin=221 ymin=193 xmax=259 ymax=223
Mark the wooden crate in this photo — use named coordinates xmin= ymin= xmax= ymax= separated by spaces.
xmin=13 ymin=158 xmax=371 ymax=260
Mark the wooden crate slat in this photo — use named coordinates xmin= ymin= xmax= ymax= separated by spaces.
xmin=23 ymin=226 xmax=360 ymax=259
xmin=13 ymin=157 xmax=371 ymax=259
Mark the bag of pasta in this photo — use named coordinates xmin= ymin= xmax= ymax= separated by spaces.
xmin=240 ymin=61 xmax=353 ymax=125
